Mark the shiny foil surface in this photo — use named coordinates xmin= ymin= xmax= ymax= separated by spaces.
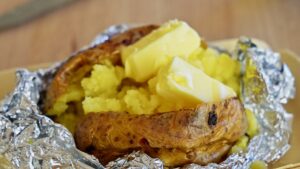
xmin=0 ymin=25 xmax=295 ymax=169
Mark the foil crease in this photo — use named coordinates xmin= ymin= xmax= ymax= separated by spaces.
xmin=0 ymin=25 xmax=295 ymax=169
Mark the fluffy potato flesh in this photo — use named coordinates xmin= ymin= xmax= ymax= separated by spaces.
xmin=81 ymin=56 xmax=238 ymax=116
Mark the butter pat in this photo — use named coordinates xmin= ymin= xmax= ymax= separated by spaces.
xmin=122 ymin=20 xmax=201 ymax=82
xmin=156 ymin=57 xmax=236 ymax=104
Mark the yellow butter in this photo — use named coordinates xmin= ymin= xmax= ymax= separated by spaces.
xmin=156 ymin=57 xmax=236 ymax=104
xmin=121 ymin=20 xmax=201 ymax=82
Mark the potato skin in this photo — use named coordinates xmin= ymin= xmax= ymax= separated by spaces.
xmin=75 ymin=98 xmax=247 ymax=166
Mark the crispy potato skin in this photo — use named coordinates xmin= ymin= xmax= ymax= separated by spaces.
xmin=45 ymin=25 xmax=248 ymax=167
xmin=44 ymin=25 xmax=158 ymax=112
xmin=75 ymin=98 xmax=247 ymax=166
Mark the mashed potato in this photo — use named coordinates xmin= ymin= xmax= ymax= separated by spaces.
xmin=123 ymin=88 xmax=160 ymax=115
xmin=188 ymin=48 xmax=241 ymax=94
xmin=79 ymin=47 xmax=241 ymax=115
xmin=81 ymin=62 xmax=124 ymax=98
xmin=48 ymin=84 xmax=84 ymax=116
xmin=48 ymin=47 xmax=241 ymax=117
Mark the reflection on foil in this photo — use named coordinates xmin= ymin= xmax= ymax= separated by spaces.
xmin=106 ymin=151 xmax=163 ymax=169
xmin=0 ymin=25 xmax=295 ymax=169
xmin=90 ymin=24 xmax=130 ymax=47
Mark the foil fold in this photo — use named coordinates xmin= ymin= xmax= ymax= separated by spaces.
xmin=1 ymin=70 xmax=104 ymax=169
xmin=106 ymin=151 xmax=163 ymax=169
xmin=0 ymin=25 xmax=295 ymax=169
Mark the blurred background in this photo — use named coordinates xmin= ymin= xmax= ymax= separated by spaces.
xmin=0 ymin=0 xmax=299 ymax=70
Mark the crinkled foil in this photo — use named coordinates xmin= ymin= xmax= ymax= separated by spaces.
xmin=0 ymin=25 xmax=295 ymax=169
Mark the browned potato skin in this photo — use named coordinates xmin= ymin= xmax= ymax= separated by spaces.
xmin=75 ymin=98 xmax=247 ymax=166
xmin=44 ymin=25 xmax=158 ymax=112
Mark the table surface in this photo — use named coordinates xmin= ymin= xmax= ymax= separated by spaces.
xmin=0 ymin=0 xmax=299 ymax=70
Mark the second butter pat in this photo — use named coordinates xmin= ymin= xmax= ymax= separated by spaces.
xmin=156 ymin=57 xmax=236 ymax=104
xmin=121 ymin=20 xmax=201 ymax=82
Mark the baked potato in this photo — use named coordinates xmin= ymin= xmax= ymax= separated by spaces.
xmin=44 ymin=22 xmax=248 ymax=167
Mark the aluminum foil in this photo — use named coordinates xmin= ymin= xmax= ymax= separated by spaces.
xmin=0 ymin=25 xmax=295 ymax=169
